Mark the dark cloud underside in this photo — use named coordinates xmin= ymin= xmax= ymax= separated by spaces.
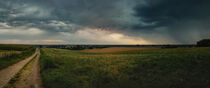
xmin=133 ymin=0 xmax=210 ymax=43
xmin=0 ymin=0 xmax=210 ymax=44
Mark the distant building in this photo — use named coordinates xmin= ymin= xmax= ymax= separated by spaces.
xmin=197 ymin=39 xmax=210 ymax=47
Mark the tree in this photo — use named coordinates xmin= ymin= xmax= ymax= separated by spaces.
xmin=197 ymin=39 xmax=210 ymax=47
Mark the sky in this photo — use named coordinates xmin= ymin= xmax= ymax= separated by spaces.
xmin=0 ymin=0 xmax=210 ymax=44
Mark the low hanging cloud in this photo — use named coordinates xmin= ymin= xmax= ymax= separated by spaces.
xmin=0 ymin=0 xmax=210 ymax=44
xmin=60 ymin=28 xmax=150 ymax=44
xmin=0 ymin=26 xmax=150 ymax=44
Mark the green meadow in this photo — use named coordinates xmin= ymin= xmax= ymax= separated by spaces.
xmin=40 ymin=47 xmax=210 ymax=88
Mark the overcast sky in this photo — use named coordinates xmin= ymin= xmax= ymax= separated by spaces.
xmin=0 ymin=0 xmax=210 ymax=44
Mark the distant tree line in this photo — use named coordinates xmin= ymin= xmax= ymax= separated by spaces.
xmin=197 ymin=39 xmax=210 ymax=47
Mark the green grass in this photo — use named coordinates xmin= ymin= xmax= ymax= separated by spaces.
xmin=0 ymin=44 xmax=36 ymax=70
xmin=40 ymin=47 xmax=210 ymax=88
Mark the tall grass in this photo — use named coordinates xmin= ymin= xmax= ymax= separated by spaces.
xmin=40 ymin=47 xmax=210 ymax=88
xmin=0 ymin=51 xmax=22 ymax=59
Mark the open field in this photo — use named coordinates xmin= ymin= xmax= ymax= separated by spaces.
xmin=0 ymin=44 xmax=35 ymax=70
xmin=82 ymin=47 xmax=160 ymax=53
xmin=40 ymin=47 xmax=210 ymax=88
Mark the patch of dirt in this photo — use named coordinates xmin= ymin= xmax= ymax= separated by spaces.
xmin=83 ymin=47 xmax=160 ymax=53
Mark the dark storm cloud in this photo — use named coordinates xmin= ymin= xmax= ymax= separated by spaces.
xmin=134 ymin=0 xmax=210 ymax=27
xmin=0 ymin=0 xmax=138 ymax=31
xmin=0 ymin=0 xmax=210 ymax=44
xmin=133 ymin=0 xmax=210 ymax=43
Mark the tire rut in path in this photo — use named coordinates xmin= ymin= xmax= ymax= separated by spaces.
xmin=25 ymin=50 xmax=43 ymax=88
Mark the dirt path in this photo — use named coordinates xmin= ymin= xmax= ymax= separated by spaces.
xmin=4 ymin=49 xmax=43 ymax=88
xmin=5 ymin=56 xmax=36 ymax=88
xmin=25 ymin=49 xmax=42 ymax=88
xmin=0 ymin=48 xmax=38 ymax=88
